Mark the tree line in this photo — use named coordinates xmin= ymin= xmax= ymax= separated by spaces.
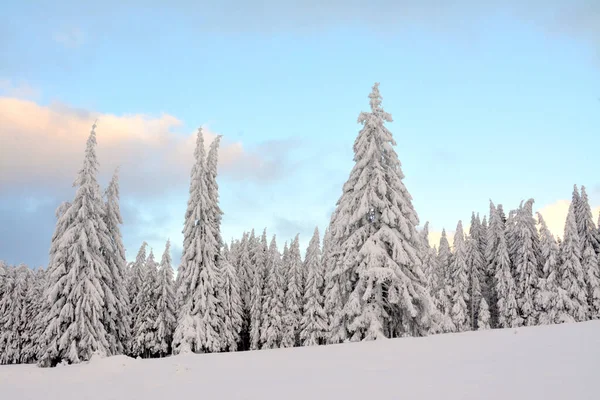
xmin=1 ymin=83 xmax=598 ymax=367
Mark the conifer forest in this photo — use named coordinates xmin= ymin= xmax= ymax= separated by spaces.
xmin=1 ymin=83 xmax=599 ymax=367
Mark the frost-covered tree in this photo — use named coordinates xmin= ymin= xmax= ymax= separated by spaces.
xmin=513 ymin=199 xmax=541 ymax=326
xmin=322 ymin=228 xmax=345 ymax=343
xmin=535 ymin=213 xmax=560 ymax=325
xmin=248 ymin=230 xmax=268 ymax=350
xmin=155 ymin=241 xmax=176 ymax=357
xmin=282 ymin=234 xmax=303 ymax=347
xmin=22 ymin=268 xmax=47 ymax=363
xmin=477 ymin=298 xmax=491 ymax=330
xmin=575 ymin=186 xmax=600 ymax=318
xmin=484 ymin=201 xmax=503 ymax=327
xmin=261 ymin=236 xmax=286 ymax=349
xmin=450 ymin=221 xmax=469 ymax=332
xmin=173 ymin=128 xmax=225 ymax=354
xmin=38 ymin=123 xmax=115 ymax=367
xmin=236 ymin=232 xmax=253 ymax=351
xmin=466 ymin=235 xmax=484 ymax=330
xmin=557 ymin=201 xmax=588 ymax=322
xmin=0 ymin=265 xmax=33 ymax=364
xmin=494 ymin=233 xmax=520 ymax=328
xmin=104 ymin=168 xmax=131 ymax=355
xmin=438 ymin=229 xmax=452 ymax=287
xmin=326 ymin=83 xmax=433 ymax=341
xmin=479 ymin=216 xmax=488 ymax=257
xmin=300 ymin=228 xmax=328 ymax=346
xmin=220 ymin=248 xmax=244 ymax=352
xmin=129 ymin=242 xmax=148 ymax=318
xmin=132 ymin=250 xmax=159 ymax=358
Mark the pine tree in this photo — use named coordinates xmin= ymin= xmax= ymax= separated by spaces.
xmin=249 ymin=229 xmax=268 ymax=350
xmin=261 ymin=236 xmax=286 ymax=349
xmin=39 ymin=123 xmax=114 ymax=367
xmin=155 ymin=240 xmax=176 ymax=357
xmin=326 ymin=83 xmax=432 ymax=341
xmin=104 ymin=168 xmax=131 ymax=355
xmin=128 ymin=242 xmax=148 ymax=337
xmin=484 ymin=201 xmax=502 ymax=327
xmin=300 ymin=228 xmax=328 ymax=346
xmin=450 ymin=221 xmax=469 ymax=332
xmin=535 ymin=213 xmax=560 ymax=325
xmin=557 ymin=201 xmax=588 ymax=322
xmin=0 ymin=265 xmax=33 ymax=364
xmin=493 ymin=216 xmax=521 ymax=328
xmin=236 ymin=232 xmax=253 ymax=351
xmin=132 ymin=250 xmax=159 ymax=358
xmin=282 ymin=235 xmax=303 ymax=347
xmin=322 ymin=228 xmax=346 ymax=343
xmin=576 ymin=186 xmax=600 ymax=318
xmin=22 ymin=268 xmax=47 ymax=363
xmin=466 ymin=236 xmax=484 ymax=330
xmin=480 ymin=215 xmax=488 ymax=258
xmin=477 ymin=297 xmax=491 ymax=330
xmin=219 ymin=253 xmax=243 ymax=352
xmin=438 ymin=229 xmax=452 ymax=287
xmin=514 ymin=199 xmax=541 ymax=326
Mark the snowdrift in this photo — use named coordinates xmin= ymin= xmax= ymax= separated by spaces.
xmin=1 ymin=321 xmax=598 ymax=400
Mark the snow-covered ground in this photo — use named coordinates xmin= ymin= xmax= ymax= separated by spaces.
xmin=2 ymin=321 xmax=599 ymax=400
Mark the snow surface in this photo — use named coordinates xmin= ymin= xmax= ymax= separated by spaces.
xmin=1 ymin=321 xmax=598 ymax=400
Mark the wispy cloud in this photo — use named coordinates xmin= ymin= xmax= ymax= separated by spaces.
xmin=52 ymin=27 xmax=86 ymax=48
xmin=0 ymin=79 xmax=40 ymax=100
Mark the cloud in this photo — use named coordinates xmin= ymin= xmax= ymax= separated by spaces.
xmin=52 ymin=27 xmax=86 ymax=48
xmin=0 ymin=79 xmax=40 ymax=100
xmin=538 ymin=200 xmax=600 ymax=239
xmin=0 ymin=96 xmax=288 ymax=196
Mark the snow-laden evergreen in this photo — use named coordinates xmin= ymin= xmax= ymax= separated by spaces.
xmin=535 ymin=213 xmax=561 ymax=325
xmin=22 ymin=268 xmax=47 ymax=363
xmin=513 ymin=199 xmax=541 ymax=326
xmin=219 ymin=251 xmax=244 ymax=352
xmin=325 ymin=83 xmax=433 ymax=341
xmin=104 ymin=168 xmax=131 ymax=355
xmin=132 ymin=250 xmax=159 ymax=358
xmin=260 ymin=236 xmax=285 ymax=349
xmin=235 ymin=232 xmax=253 ymax=351
xmin=300 ymin=228 xmax=328 ymax=346
xmin=282 ymin=235 xmax=303 ymax=347
xmin=155 ymin=241 xmax=176 ymax=357
xmin=465 ymin=236 xmax=484 ymax=330
xmin=477 ymin=297 xmax=491 ymax=330
xmin=250 ymin=230 xmax=268 ymax=350
xmin=484 ymin=201 xmax=503 ymax=328
xmin=38 ymin=123 xmax=115 ymax=367
xmin=173 ymin=128 xmax=226 ymax=354
xmin=491 ymin=205 xmax=521 ymax=328
xmin=128 ymin=243 xmax=148 ymax=319
xmin=322 ymin=228 xmax=345 ymax=343
xmin=437 ymin=229 xmax=452 ymax=289
xmin=575 ymin=186 xmax=600 ymax=318
xmin=557 ymin=201 xmax=588 ymax=322
xmin=450 ymin=221 xmax=469 ymax=332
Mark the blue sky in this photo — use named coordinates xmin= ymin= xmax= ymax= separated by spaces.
xmin=1 ymin=0 xmax=599 ymax=268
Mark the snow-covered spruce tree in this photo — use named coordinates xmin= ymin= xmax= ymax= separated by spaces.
xmin=104 ymin=168 xmax=131 ymax=355
xmin=236 ymin=232 xmax=253 ymax=351
xmin=490 ymin=203 xmax=521 ymax=329
xmin=128 ymin=242 xmax=148 ymax=320
xmin=438 ymin=229 xmax=452 ymax=287
xmin=249 ymin=229 xmax=268 ymax=350
xmin=557 ymin=201 xmax=588 ymax=322
xmin=420 ymin=224 xmax=454 ymax=334
xmin=450 ymin=221 xmax=469 ymax=332
xmin=477 ymin=298 xmax=491 ymax=330
xmin=220 ymin=252 xmax=244 ymax=352
xmin=155 ymin=240 xmax=176 ymax=357
xmin=465 ymin=235 xmax=484 ymax=330
xmin=480 ymin=216 xmax=488 ymax=257
xmin=513 ymin=199 xmax=541 ymax=326
xmin=535 ymin=213 xmax=560 ymax=325
xmin=0 ymin=265 xmax=33 ymax=364
xmin=132 ymin=250 xmax=159 ymax=358
xmin=173 ymin=128 xmax=225 ymax=354
xmin=322 ymin=228 xmax=346 ymax=343
xmin=38 ymin=123 xmax=115 ymax=367
xmin=282 ymin=234 xmax=303 ymax=347
xmin=576 ymin=186 xmax=600 ymax=319
xmin=484 ymin=201 xmax=503 ymax=327
xmin=300 ymin=228 xmax=328 ymax=346
xmin=327 ymin=83 xmax=433 ymax=341
xmin=22 ymin=268 xmax=48 ymax=363
xmin=261 ymin=235 xmax=285 ymax=349
xmin=505 ymin=208 xmax=519 ymax=273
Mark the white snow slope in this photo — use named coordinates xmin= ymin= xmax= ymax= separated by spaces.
xmin=1 ymin=321 xmax=598 ymax=400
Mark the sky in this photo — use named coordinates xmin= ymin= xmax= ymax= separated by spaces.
xmin=1 ymin=0 xmax=599 ymax=268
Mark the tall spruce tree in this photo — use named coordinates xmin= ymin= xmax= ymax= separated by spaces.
xmin=557 ymin=201 xmax=588 ymax=322
xmin=300 ymin=228 xmax=328 ymax=346
xmin=514 ymin=199 xmax=541 ymax=326
xmin=450 ymin=221 xmax=470 ymax=332
xmin=132 ymin=250 xmax=159 ymax=358
xmin=575 ymin=186 xmax=600 ymax=318
xmin=173 ymin=128 xmax=225 ymax=354
xmin=155 ymin=240 xmax=176 ymax=357
xmin=0 ymin=265 xmax=33 ymax=364
xmin=282 ymin=234 xmax=303 ymax=347
xmin=39 ymin=123 xmax=114 ymax=367
xmin=484 ymin=201 xmax=502 ymax=327
xmin=325 ymin=83 xmax=432 ymax=341
xmin=261 ymin=236 xmax=286 ymax=349
xmin=249 ymin=229 xmax=268 ymax=350
xmin=535 ymin=213 xmax=560 ymax=325
xmin=466 ymin=235 xmax=484 ymax=330
xmin=104 ymin=168 xmax=131 ymax=355
xmin=219 ymin=253 xmax=244 ymax=352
